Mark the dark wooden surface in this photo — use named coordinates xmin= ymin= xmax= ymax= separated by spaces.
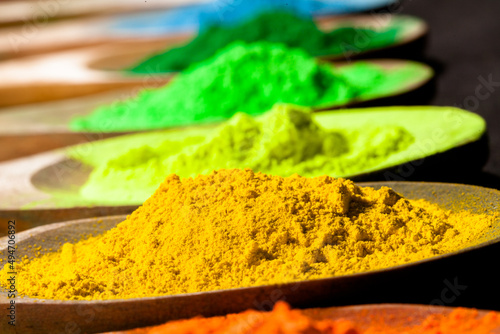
xmin=397 ymin=0 xmax=500 ymax=188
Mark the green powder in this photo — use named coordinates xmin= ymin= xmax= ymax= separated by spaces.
xmin=77 ymin=104 xmax=414 ymax=204
xmin=70 ymin=42 xmax=421 ymax=132
xmin=130 ymin=11 xmax=400 ymax=73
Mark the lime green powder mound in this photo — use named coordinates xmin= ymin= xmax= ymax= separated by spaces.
xmin=70 ymin=42 xmax=418 ymax=132
xmin=78 ymin=104 xmax=414 ymax=204
xmin=130 ymin=11 xmax=400 ymax=73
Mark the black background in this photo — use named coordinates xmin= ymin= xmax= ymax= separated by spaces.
xmin=401 ymin=0 xmax=500 ymax=310
xmin=400 ymin=0 xmax=499 ymax=188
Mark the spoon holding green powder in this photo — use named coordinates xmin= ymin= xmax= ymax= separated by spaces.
xmin=129 ymin=10 xmax=403 ymax=74
xmin=70 ymin=42 xmax=429 ymax=132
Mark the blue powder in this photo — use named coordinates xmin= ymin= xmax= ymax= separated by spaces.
xmin=197 ymin=0 xmax=313 ymax=28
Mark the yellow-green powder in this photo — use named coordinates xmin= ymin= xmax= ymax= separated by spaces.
xmin=77 ymin=104 xmax=414 ymax=204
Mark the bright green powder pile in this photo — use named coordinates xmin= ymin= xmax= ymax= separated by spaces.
xmin=130 ymin=11 xmax=400 ymax=73
xmin=77 ymin=104 xmax=414 ymax=204
xmin=71 ymin=42 xmax=418 ymax=132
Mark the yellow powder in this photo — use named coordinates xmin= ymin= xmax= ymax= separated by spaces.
xmin=1 ymin=169 xmax=495 ymax=300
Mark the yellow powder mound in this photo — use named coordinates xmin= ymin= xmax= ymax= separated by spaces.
xmin=0 ymin=169 xmax=495 ymax=300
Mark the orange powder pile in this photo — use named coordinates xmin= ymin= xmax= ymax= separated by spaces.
xmin=125 ymin=302 xmax=357 ymax=334
xmin=123 ymin=302 xmax=500 ymax=334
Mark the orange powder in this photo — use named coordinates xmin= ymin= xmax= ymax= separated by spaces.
xmin=125 ymin=302 xmax=357 ymax=334
xmin=121 ymin=302 xmax=500 ymax=334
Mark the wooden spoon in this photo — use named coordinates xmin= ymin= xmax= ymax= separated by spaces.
xmin=0 ymin=58 xmax=434 ymax=163
xmin=0 ymin=13 xmax=426 ymax=61
xmin=0 ymin=56 xmax=433 ymax=114
xmin=0 ymin=0 xmax=207 ymax=26
xmin=0 ymin=14 xmax=427 ymax=106
xmin=0 ymin=106 xmax=485 ymax=230
xmin=91 ymin=14 xmax=429 ymax=70
xmin=0 ymin=182 xmax=499 ymax=333
xmin=0 ymin=89 xmax=135 ymax=163
xmin=0 ymin=42 xmax=175 ymax=108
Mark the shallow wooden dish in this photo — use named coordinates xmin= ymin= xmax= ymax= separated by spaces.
xmin=0 ymin=41 xmax=176 ymax=108
xmin=0 ymin=13 xmax=425 ymax=61
xmin=0 ymin=56 xmax=433 ymax=113
xmin=0 ymin=0 xmax=205 ymax=26
xmin=0 ymin=89 xmax=135 ymax=163
xmin=0 ymin=58 xmax=434 ymax=163
xmin=0 ymin=13 xmax=427 ymax=107
xmin=93 ymin=14 xmax=428 ymax=70
xmin=0 ymin=182 xmax=499 ymax=333
xmin=0 ymin=106 xmax=485 ymax=230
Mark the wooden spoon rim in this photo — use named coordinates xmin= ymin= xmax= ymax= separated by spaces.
xmin=0 ymin=107 xmax=484 ymax=212
xmin=1 ymin=181 xmax=499 ymax=304
xmin=87 ymin=14 xmax=428 ymax=72
xmin=0 ymin=14 xmax=428 ymax=108
xmin=0 ymin=58 xmax=434 ymax=137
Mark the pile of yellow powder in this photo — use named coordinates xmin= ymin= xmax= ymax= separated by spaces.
xmin=1 ymin=169 xmax=495 ymax=300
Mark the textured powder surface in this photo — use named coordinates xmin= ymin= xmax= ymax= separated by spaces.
xmin=130 ymin=11 xmax=400 ymax=73
xmin=70 ymin=42 xmax=419 ymax=132
xmin=124 ymin=302 xmax=357 ymax=333
xmin=2 ymin=169 xmax=495 ymax=301
xmin=121 ymin=302 xmax=500 ymax=334
xmin=77 ymin=104 xmax=414 ymax=204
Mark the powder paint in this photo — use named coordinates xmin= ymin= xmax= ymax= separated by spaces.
xmin=110 ymin=0 xmax=397 ymax=35
xmin=117 ymin=302 xmax=500 ymax=334
xmin=70 ymin=42 xmax=421 ymax=132
xmin=65 ymin=106 xmax=486 ymax=206
xmin=75 ymin=104 xmax=414 ymax=204
xmin=2 ymin=169 xmax=496 ymax=300
xmin=44 ymin=105 xmax=484 ymax=210
xmin=130 ymin=11 xmax=400 ymax=73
